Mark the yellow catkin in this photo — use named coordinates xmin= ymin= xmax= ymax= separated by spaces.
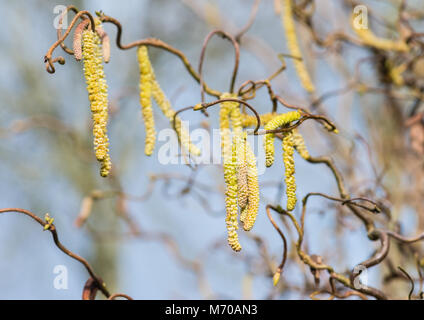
xmin=219 ymin=93 xmax=239 ymax=163
xmin=351 ymin=15 xmax=408 ymax=52
xmin=273 ymin=270 xmax=281 ymax=286
xmin=82 ymin=27 xmax=111 ymax=177
xmin=240 ymin=206 xmax=249 ymax=224
xmin=224 ymin=139 xmax=241 ymax=252
xmin=151 ymin=80 xmax=201 ymax=157
xmin=137 ymin=46 xmax=156 ymax=156
xmin=264 ymin=111 xmax=301 ymax=167
xmin=222 ymin=93 xmax=248 ymax=210
xmin=219 ymin=97 xmax=231 ymax=163
xmin=292 ymin=129 xmax=310 ymax=160
xmin=241 ymin=112 xmax=276 ymax=128
xmin=283 ymin=130 xmax=296 ymax=211
xmin=242 ymin=139 xmax=260 ymax=231
xmin=236 ymin=132 xmax=248 ymax=210
xmin=281 ymin=0 xmax=315 ymax=93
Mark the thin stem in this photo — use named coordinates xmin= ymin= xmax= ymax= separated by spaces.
xmin=198 ymin=29 xmax=240 ymax=100
xmin=195 ymin=98 xmax=261 ymax=133
xmin=99 ymin=14 xmax=221 ymax=97
xmin=0 ymin=208 xmax=110 ymax=298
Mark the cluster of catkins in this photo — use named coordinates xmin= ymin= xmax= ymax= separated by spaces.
xmin=137 ymin=46 xmax=201 ymax=157
xmin=223 ymin=110 xmax=311 ymax=252
xmin=79 ymin=20 xmax=312 ymax=254
xmin=220 ymin=93 xmax=260 ymax=252
xmin=80 ymin=26 xmax=203 ymax=176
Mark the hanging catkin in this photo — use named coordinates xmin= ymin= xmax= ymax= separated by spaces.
xmin=236 ymin=132 xmax=248 ymax=210
xmin=224 ymin=138 xmax=242 ymax=252
xmin=82 ymin=25 xmax=111 ymax=177
xmin=151 ymin=77 xmax=201 ymax=156
xmin=242 ymin=112 xmax=276 ymax=128
xmin=137 ymin=45 xmax=156 ymax=156
xmin=137 ymin=45 xmax=200 ymax=156
xmin=264 ymin=111 xmax=301 ymax=167
xmin=219 ymin=93 xmax=240 ymax=163
xmin=283 ymin=130 xmax=296 ymax=211
xmin=292 ymin=129 xmax=310 ymax=160
xmin=242 ymin=138 xmax=260 ymax=231
xmin=281 ymin=0 xmax=315 ymax=93
xmin=219 ymin=98 xmax=232 ymax=164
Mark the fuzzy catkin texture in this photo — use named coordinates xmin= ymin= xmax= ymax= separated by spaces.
xmin=242 ymin=112 xmax=276 ymax=128
xmin=292 ymin=129 xmax=310 ymax=160
xmin=137 ymin=46 xmax=156 ymax=156
xmin=236 ymin=132 xmax=248 ymax=210
xmin=222 ymin=93 xmax=247 ymax=209
xmin=281 ymin=0 xmax=315 ymax=93
xmin=264 ymin=111 xmax=301 ymax=167
xmin=242 ymin=139 xmax=260 ymax=231
xmin=82 ymin=28 xmax=111 ymax=177
xmin=283 ymin=130 xmax=296 ymax=211
xmin=219 ymin=93 xmax=234 ymax=164
xmin=224 ymin=139 xmax=242 ymax=252
xmin=151 ymin=80 xmax=201 ymax=157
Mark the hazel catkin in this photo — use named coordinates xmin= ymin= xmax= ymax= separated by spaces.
xmin=242 ymin=138 xmax=260 ymax=231
xmin=264 ymin=111 xmax=301 ymax=167
xmin=241 ymin=112 xmax=276 ymax=128
xmin=82 ymin=27 xmax=111 ymax=177
xmin=151 ymin=77 xmax=201 ymax=157
xmin=292 ymin=129 xmax=310 ymax=160
xmin=224 ymin=138 xmax=242 ymax=252
xmin=281 ymin=0 xmax=315 ymax=93
xmin=236 ymin=132 xmax=248 ymax=210
xmin=219 ymin=93 xmax=237 ymax=163
xmin=282 ymin=130 xmax=296 ymax=211
xmin=137 ymin=46 xmax=156 ymax=156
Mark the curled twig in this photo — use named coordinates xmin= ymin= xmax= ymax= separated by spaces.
xmin=194 ymin=98 xmax=261 ymax=134
xmin=398 ymin=266 xmax=414 ymax=300
xmin=198 ymin=30 xmax=240 ymax=101
xmin=0 ymin=208 xmax=110 ymax=298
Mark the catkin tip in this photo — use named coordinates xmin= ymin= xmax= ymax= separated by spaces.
xmin=273 ymin=271 xmax=281 ymax=286
xmin=283 ymin=130 xmax=297 ymax=211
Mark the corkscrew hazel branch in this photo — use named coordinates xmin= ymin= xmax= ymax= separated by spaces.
xmin=44 ymin=10 xmax=96 ymax=73
xmin=302 ymin=193 xmax=381 ymax=215
xmin=82 ymin=277 xmax=100 ymax=300
xmin=397 ymin=267 xmax=414 ymax=300
xmin=0 ymin=208 xmax=110 ymax=298
xmin=56 ymin=5 xmax=80 ymax=55
xmin=193 ymin=98 xmax=261 ymax=134
xmin=235 ymin=0 xmax=261 ymax=42
xmin=97 ymin=14 xmax=221 ymax=98
xmin=248 ymin=113 xmax=338 ymax=135
xmin=266 ymin=205 xmax=288 ymax=286
xmin=269 ymin=204 xmax=387 ymax=299
xmin=108 ymin=293 xmax=134 ymax=300
xmin=237 ymin=53 xmax=303 ymax=103
xmin=198 ymin=30 xmax=240 ymax=102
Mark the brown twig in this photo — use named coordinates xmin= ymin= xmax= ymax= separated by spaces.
xmin=0 ymin=208 xmax=110 ymax=298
